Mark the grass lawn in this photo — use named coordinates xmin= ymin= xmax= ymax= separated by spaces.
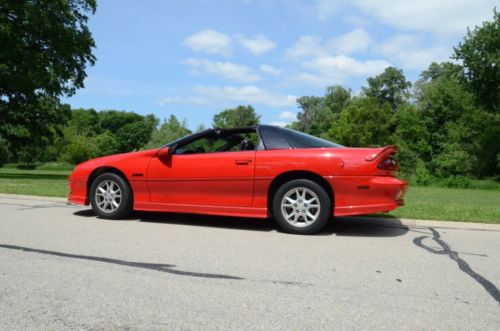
xmin=0 ymin=167 xmax=499 ymax=224
xmin=0 ymin=168 xmax=70 ymax=198
xmin=384 ymin=186 xmax=500 ymax=224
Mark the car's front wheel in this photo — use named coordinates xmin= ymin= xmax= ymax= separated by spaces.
xmin=90 ymin=173 xmax=132 ymax=219
xmin=272 ymin=179 xmax=331 ymax=235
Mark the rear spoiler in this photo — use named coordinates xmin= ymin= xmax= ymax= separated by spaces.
xmin=365 ymin=145 xmax=398 ymax=161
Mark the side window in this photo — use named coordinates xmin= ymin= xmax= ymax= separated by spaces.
xmin=174 ymin=131 xmax=259 ymax=155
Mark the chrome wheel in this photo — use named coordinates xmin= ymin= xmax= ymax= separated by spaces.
xmin=95 ymin=180 xmax=122 ymax=213
xmin=281 ymin=187 xmax=320 ymax=227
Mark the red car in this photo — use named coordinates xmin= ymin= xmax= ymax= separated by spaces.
xmin=68 ymin=125 xmax=407 ymax=234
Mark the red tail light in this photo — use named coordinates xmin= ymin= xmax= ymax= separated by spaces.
xmin=378 ymin=157 xmax=398 ymax=171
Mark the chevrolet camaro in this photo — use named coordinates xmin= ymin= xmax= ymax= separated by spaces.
xmin=68 ymin=125 xmax=407 ymax=234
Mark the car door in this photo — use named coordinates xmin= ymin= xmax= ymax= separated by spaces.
xmin=146 ymin=133 xmax=256 ymax=207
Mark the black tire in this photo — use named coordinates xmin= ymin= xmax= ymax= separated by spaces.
xmin=272 ymin=179 xmax=331 ymax=235
xmin=89 ymin=172 xmax=132 ymax=219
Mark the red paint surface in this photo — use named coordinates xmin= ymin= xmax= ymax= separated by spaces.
xmin=68 ymin=146 xmax=407 ymax=218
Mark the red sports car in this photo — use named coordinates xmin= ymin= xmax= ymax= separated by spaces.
xmin=68 ymin=125 xmax=407 ymax=234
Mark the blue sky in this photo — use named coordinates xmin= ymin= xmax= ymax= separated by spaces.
xmin=65 ymin=0 xmax=497 ymax=129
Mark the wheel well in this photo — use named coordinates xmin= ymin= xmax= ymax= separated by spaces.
xmin=267 ymin=171 xmax=334 ymax=216
xmin=87 ymin=167 xmax=133 ymax=200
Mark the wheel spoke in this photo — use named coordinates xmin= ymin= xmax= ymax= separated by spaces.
xmin=281 ymin=186 xmax=321 ymax=228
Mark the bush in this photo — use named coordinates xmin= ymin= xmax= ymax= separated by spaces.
xmin=415 ymin=161 xmax=432 ymax=186
xmin=441 ymin=176 xmax=471 ymax=189
xmin=61 ymin=139 xmax=97 ymax=164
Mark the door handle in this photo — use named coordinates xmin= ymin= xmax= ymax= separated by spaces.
xmin=235 ymin=159 xmax=252 ymax=165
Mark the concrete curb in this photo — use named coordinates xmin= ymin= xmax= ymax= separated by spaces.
xmin=1 ymin=193 xmax=499 ymax=231
xmin=0 ymin=193 xmax=68 ymax=203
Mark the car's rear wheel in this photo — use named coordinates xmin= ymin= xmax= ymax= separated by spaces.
xmin=272 ymin=179 xmax=331 ymax=235
xmin=90 ymin=173 xmax=132 ymax=219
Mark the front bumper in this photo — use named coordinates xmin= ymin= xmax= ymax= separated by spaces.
xmin=67 ymin=174 xmax=88 ymax=205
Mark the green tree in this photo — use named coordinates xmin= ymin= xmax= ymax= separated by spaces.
xmin=213 ymin=105 xmax=261 ymax=128
xmin=328 ymin=97 xmax=393 ymax=147
xmin=415 ymin=62 xmax=498 ymax=177
xmin=145 ymin=115 xmax=191 ymax=149
xmin=453 ymin=9 xmax=500 ymax=113
xmin=0 ymin=0 xmax=96 ymax=154
xmin=394 ymin=104 xmax=431 ymax=175
xmin=93 ymin=131 xmax=119 ymax=156
xmin=324 ymin=85 xmax=351 ymax=114
xmin=363 ymin=67 xmax=411 ymax=111
xmin=293 ymin=96 xmax=332 ymax=136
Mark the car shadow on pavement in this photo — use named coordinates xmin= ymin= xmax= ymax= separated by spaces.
xmin=73 ymin=209 xmax=408 ymax=237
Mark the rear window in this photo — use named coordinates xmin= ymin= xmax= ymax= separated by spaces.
xmin=259 ymin=126 xmax=343 ymax=150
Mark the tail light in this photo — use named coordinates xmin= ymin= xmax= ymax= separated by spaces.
xmin=378 ymin=157 xmax=398 ymax=171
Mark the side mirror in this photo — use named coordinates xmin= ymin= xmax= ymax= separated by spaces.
xmin=156 ymin=147 xmax=172 ymax=159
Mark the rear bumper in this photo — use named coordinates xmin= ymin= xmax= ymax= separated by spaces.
xmin=326 ymin=176 xmax=408 ymax=217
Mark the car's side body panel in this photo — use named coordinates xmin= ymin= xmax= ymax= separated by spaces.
xmin=146 ymin=150 xmax=256 ymax=207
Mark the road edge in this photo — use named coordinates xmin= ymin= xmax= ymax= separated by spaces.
xmin=1 ymin=193 xmax=499 ymax=231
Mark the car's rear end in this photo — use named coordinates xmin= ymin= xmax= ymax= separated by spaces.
xmin=327 ymin=145 xmax=408 ymax=217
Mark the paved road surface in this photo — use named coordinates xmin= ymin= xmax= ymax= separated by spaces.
xmin=0 ymin=196 xmax=499 ymax=330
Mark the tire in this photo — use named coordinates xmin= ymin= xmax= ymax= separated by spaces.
xmin=89 ymin=172 xmax=132 ymax=219
xmin=272 ymin=179 xmax=331 ymax=235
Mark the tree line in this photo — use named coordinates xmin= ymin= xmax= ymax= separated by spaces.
xmin=0 ymin=2 xmax=498 ymax=183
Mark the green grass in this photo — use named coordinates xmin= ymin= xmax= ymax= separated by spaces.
xmin=0 ymin=168 xmax=70 ymax=197
xmin=381 ymin=186 xmax=500 ymax=224
xmin=0 ymin=167 xmax=499 ymax=224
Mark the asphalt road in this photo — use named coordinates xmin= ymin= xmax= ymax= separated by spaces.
xmin=0 ymin=196 xmax=499 ymax=330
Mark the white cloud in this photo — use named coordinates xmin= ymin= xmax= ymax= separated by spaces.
xmin=183 ymin=29 xmax=232 ymax=56
xmin=376 ymin=34 xmax=450 ymax=70
xmin=315 ymin=0 xmax=345 ymax=21
xmin=259 ymin=64 xmax=282 ymax=76
xmin=237 ymin=34 xmax=276 ymax=55
xmin=270 ymin=121 xmax=290 ymax=127
xmin=158 ymin=86 xmax=297 ymax=109
xmin=351 ymin=0 xmax=497 ymax=35
xmin=285 ymin=35 xmax=324 ymax=58
xmin=193 ymin=85 xmax=297 ymax=107
xmin=329 ymin=28 xmax=372 ymax=54
xmin=285 ymin=28 xmax=372 ymax=58
xmin=157 ymin=96 xmax=208 ymax=107
xmin=183 ymin=58 xmax=260 ymax=83
xmin=292 ymin=55 xmax=391 ymax=86
xmin=278 ymin=111 xmax=297 ymax=120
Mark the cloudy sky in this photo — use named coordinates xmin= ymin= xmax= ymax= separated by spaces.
xmin=66 ymin=0 xmax=497 ymax=128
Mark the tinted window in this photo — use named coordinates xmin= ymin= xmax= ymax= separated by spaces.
xmin=260 ymin=126 xmax=343 ymax=150
xmin=174 ymin=130 xmax=258 ymax=154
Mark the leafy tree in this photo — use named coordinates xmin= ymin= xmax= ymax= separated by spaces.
xmin=61 ymin=136 xmax=97 ymax=165
xmin=394 ymin=104 xmax=431 ymax=175
xmin=324 ymin=85 xmax=351 ymax=114
xmin=98 ymin=110 xmax=145 ymax=134
xmin=328 ymin=97 xmax=393 ymax=147
xmin=115 ymin=118 xmax=157 ymax=153
xmin=93 ymin=131 xmax=119 ymax=156
xmin=213 ymin=105 xmax=261 ymax=128
xmin=363 ymin=67 xmax=411 ymax=111
xmin=145 ymin=115 xmax=191 ymax=149
xmin=0 ymin=0 xmax=96 ymax=153
xmin=0 ymin=134 xmax=10 ymax=166
xmin=293 ymin=96 xmax=333 ymax=137
xmin=453 ymin=9 xmax=500 ymax=113
xmin=415 ymin=62 xmax=498 ymax=177
xmin=97 ymin=110 xmax=158 ymax=153
xmin=69 ymin=108 xmax=99 ymax=136
xmin=7 ymin=98 xmax=71 ymax=162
